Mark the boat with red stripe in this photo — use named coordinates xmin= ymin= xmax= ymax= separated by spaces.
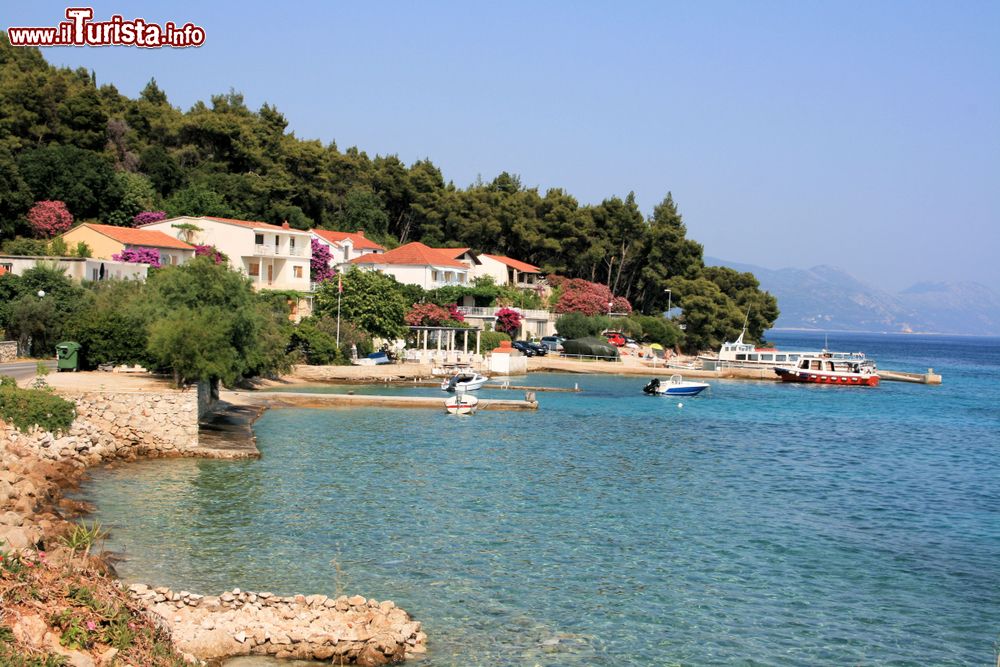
xmin=774 ymin=354 xmax=879 ymax=386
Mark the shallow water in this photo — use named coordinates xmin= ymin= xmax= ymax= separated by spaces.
xmin=79 ymin=332 xmax=1000 ymax=665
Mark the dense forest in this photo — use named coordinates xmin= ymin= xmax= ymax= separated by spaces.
xmin=0 ymin=33 xmax=778 ymax=347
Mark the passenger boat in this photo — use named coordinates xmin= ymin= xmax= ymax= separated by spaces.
xmin=445 ymin=393 xmax=479 ymax=414
xmin=642 ymin=375 xmax=710 ymax=397
xmin=773 ymin=355 xmax=880 ymax=386
xmin=701 ymin=327 xmax=869 ymax=370
xmin=441 ymin=372 xmax=488 ymax=392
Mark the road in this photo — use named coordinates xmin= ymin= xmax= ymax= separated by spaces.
xmin=0 ymin=359 xmax=58 ymax=382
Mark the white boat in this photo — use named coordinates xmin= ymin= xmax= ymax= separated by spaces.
xmin=642 ymin=375 xmax=710 ymax=397
xmin=701 ymin=326 xmax=869 ymax=370
xmin=445 ymin=393 xmax=479 ymax=415
xmin=441 ymin=372 xmax=488 ymax=392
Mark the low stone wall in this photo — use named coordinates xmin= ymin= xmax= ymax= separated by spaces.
xmin=0 ymin=340 xmax=16 ymax=363
xmin=129 ymin=585 xmax=426 ymax=664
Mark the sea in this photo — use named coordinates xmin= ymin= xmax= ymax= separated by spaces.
xmin=77 ymin=332 xmax=1000 ymax=666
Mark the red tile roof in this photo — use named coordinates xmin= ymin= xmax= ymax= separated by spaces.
xmin=312 ymin=229 xmax=386 ymax=252
xmin=81 ymin=223 xmax=195 ymax=250
xmin=483 ymin=254 xmax=541 ymax=273
xmin=433 ymin=247 xmax=471 ymax=260
xmin=351 ymin=242 xmax=467 ymax=268
xmin=204 ymin=216 xmax=310 ymax=233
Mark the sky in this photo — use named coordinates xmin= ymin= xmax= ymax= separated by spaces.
xmin=5 ymin=1 xmax=999 ymax=291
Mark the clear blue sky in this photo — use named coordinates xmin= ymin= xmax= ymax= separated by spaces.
xmin=7 ymin=1 xmax=999 ymax=291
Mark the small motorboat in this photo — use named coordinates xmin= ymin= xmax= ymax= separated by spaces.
xmin=643 ymin=375 xmax=710 ymax=397
xmin=441 ymin=372 xmax=488 ymax=392
xmin=445 ymin=393 xmax=479 ymax=415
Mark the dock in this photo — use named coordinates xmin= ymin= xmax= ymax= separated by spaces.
xmin=394 ymin=380 xmax=580 ymax=393
xmin=877 ymin=368 xmax=942 ymax=384
xmin=225 ymin=390 xmax=539 ymax=411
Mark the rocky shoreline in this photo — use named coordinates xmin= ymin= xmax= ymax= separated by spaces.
xmin=0 ymin=382 xmax=426 ymax=665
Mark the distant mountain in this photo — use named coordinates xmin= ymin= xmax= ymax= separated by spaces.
xmin=705 ymin=257 xmax=1000 ymax=335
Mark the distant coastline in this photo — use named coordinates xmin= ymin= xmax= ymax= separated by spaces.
xmin=768 ymin=327 xmax=1000 ymax=338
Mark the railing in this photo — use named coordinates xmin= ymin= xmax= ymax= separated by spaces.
xmin=433 ymin=280 xmax=466 ymax=287
xmin=288 ymin=246 xmax=303 ymax=256
xmin=253 ymin=245 xmax=274 ymax=256
xmin=458 ymin=306 xmax=552 ymax=320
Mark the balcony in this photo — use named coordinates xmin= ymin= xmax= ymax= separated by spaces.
xmin=458 ymin=306 xmax=551 ymax=320
xmin=254 ymin=244 xmax=305 ymax=257
xmin=253 ymin=245 xmax=274 ymax=256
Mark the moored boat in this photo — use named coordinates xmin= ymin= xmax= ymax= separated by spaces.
xmin=774 ymin=355 xmax=879 ymax=386
xmin=441 ymin=372 xmax=488 ymax=392
xmin=643 ymin=375 xmax=710 ymax=397
xmin=445 ymin=393 xmax=479 ymax=414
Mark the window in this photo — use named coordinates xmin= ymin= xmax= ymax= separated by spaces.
xmin=290 ymin=238 xmax=295 ymax=250
xmin=255 ymin=233 xmax=264 ymax=245
xmin=293 ymin=266 xmax=303 ymax=278
xmin=432 ymin=270 xmax=439 ymax=281
xmin=249 ymin=262 xmax=260 ymax=277
xmin=170 ymin=254 xmax=178 ymax=266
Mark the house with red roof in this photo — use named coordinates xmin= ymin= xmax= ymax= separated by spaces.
xmin=60 ymin=222 xmax=195 ymax=267
xmin=478 ymin=254 xmax=543 ymax=287
xmin=350 ymin=242 xmax=471 ymax=290
xmin=140 ymin=216 xmax=312 ymax=293
xmin=310 ymin=229 xmax=385 ymax=268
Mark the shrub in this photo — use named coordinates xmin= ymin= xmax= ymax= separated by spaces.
xmin=112 ymin=247 xmax=160 ymax=268
xmin=74 ymin=241 xmax=92 ymax=258
xmin=0 ymin=384 xmax=75 ymax=434
xmin=479 ymin=331 xmax=510 ymax=352
xmin=2 ymin=236 xmax=49 ymax=256
xmin=132 ymin=210 xmax=167 ymax=226
xmin=310 ymin=237 xmax=335 ymax=283
xmin=494 ymin=307 xmax=522 ymax=335
xmin=194 ymin=244 xmax=227 ymax=265
xmin=556 ymin=312 xmax=610 ymax=339
xmin=27 ymin=200 xmax=73 ymax=238
xmin=405 ymin=302 xmax=450 ymax=326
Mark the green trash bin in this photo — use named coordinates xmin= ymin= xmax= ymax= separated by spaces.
xmin=55 ymin=341 xmax=81 ymax=372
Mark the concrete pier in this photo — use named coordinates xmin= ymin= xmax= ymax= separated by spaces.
xmin=225 ymin=390 xmax=539 ymax=411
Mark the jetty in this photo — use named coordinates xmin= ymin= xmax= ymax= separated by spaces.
xmin=225 ymin=390 xmax=539 ymax=411
xmin=394 ymin=379 xmax=580 ymax=392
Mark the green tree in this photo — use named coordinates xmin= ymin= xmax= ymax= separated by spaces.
xmin=16 ymin=145 xmax=122 ymax=220
xmin=667 ymin=276 xmax=745 ymax=353
xmin=555 ymin=312 xmax=611 ymax=339
xmin=65 ymin=281 xmax=151 ymax=369
xmin=143 ymin=257 xmax=290 ymax=385
xmin=315 ymin=266 xmax=407 ymax=340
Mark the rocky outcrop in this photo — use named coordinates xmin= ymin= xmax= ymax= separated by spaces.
xmin=129 ymin=585 xmax=426 ymax=664
xmin=1 ymin=386 xmax=427 ymax=665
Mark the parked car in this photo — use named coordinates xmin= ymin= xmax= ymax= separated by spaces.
xmin=605 ymin=332 xmax=626 ymax=347
xmin=511 ymin=340 xmax=537 ymax=357
xmin=525 ymin=340 xmax=548 ymax=356
xmin=541 ymin=335 xmax=565 ymax=351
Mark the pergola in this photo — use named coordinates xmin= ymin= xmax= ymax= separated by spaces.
xmin=407 ymin=325 xmax=484 ymax=356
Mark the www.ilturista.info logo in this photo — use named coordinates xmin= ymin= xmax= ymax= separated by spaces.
xmin=8 ymin=8 xmax=205 ymax=48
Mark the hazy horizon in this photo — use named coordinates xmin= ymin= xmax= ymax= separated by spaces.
xmin=6 ymin=1 xmax=998 ymax=291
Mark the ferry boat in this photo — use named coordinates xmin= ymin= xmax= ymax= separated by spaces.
xmin=701 ymin=328 xmax=868 ymax=370
xmin=773 ymin=355 xmax=880 ymax=386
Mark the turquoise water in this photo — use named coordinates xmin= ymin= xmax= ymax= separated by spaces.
xmin=79 ymin=333 xmax=1000 ymax=666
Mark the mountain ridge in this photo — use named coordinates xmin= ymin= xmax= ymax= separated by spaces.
xmin=705 ymin=257 xmax=1000 ymax=336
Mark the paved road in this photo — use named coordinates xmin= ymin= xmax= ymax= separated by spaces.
xmin=0 ymin=359 xmax=58 ymax=382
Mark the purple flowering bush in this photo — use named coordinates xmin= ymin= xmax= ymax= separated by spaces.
xmin=311 ymin=237 xmax=335 ymax=283
xmin=113 ymin=246 xmax=161 ymax=268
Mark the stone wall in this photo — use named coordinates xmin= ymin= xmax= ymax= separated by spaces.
xmin=0 ymin=340 xmax=16 ymax=363
xmin=129 ymin=585 xmax=426 ymax=664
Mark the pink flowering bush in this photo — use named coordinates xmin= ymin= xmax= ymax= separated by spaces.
xmin=195 ymin=244 xmax=228 ymax=265
xmin=310 ymin=237 xmax=335 ymax=283
xmin=552 ymin=277 xmax=632 ymax=316
xmin=494 ymin=307 xmax=523 ymax=335
xmin=447 ymin=303 xmax=465 ymax=322
xmin=27 ymin=200 xmax=73 ymax=238
xmin=132 ymin=210 xmax=167 ymax=226
xmin=405 ymin=302 xmax=451 ymax=326
xmin=113 ymin=246 xmax=161 ymax=268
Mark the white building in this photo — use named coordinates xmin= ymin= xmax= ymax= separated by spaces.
xmin=0 ymin=255 xmax=148 ymax=282
xmin=310 ymin=229 xmax=385 ymax=271
xmin=141 ymin=216 xmax=313 ymax=293
xmin=349 ymin=242 xmax=470 ymax=290
xmin=477 ymin=254 xmax=542 ymax=287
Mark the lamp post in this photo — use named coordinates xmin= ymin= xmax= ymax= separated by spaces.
xmin=664 ymin=288 xmax=671 ymax=316
xmin=608 ymin=301 xmax=613 ymax=316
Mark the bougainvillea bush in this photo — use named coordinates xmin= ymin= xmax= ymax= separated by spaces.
xmin=447 ymin=303 xmax=465 ymax=322
xmin=494 ymin=307 xmax=523 ymax=335
xmin=27 ymin=200 xmax=73 ymax=238
xmin=132 ymin=210 xmax=167 ymax=226
xmin=112 ymin=247 xmax=160 ymax=268
xmin=310 ymin=237 xmax=335 ymax=283
xmin=194 ymin=244 xmax=227 ymax=265
xmin=405 ymin=302 xmax=451 ymax=326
